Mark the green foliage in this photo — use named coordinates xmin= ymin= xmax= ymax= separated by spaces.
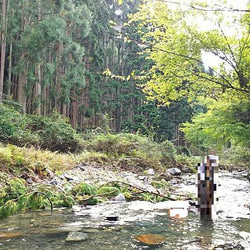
xmin=0 ymin=177 xmax=74 ymax=219
xmin=0 ymin=144 xmax=78 ymax=176
xmin=181 ymin=97 xmax=250 ymax=151
xmin=87 ymin=132 xmax=177 ymax=169
xmin=77 ymin=151 xmax=111 ymax=165
xmin=97 ymin=186 xmax=120 ymax=197
xmin=0 ymin=103 xmax=31 ymax=145
xmin=129 ymin=1 xmax=250 ymax=102
xmin=220 ymin=146 xmax=250 ymax=167
xmin=72 ymin=183 xmax=97 ymax=196
xmin=88 ymin=133 xmax=139 ymax=156
xmin=176 ymin=146 xmax=192 ymax=156
xmin=27 ymin=112 xmax=83 ymax=152
xmin=0 ymin=104 xmax=83 ymax=152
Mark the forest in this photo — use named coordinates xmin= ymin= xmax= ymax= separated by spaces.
xmin=0 ymin=0 xmax=250 ymax=158
xmin=0 ymin=2 xmax=250 ymax=248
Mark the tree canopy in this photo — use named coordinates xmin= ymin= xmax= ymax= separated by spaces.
xmin=0 ymin=0 xmax=249 ymax=152
xmin=127 ymin=0 xmax=250 ymax=150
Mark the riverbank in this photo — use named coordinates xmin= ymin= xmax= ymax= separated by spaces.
xmin=0 ymin=142 xmax=194 ymax=219
xmin=1 ymin=142 xmax=249 ymax=220
xmin=0 ymin=166 xmax=250 ymax=249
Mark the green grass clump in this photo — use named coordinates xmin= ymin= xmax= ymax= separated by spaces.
xmin=0 ymin=178 xmax=75 ymax=219
xmin=97 ymin=186 xmax=120 ymax=197
xmin=0 ymin=144 xmax=78 ymax=175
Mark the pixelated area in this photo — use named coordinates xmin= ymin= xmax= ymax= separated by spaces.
xmin=197 ymin=155 xmax=219 ymax=220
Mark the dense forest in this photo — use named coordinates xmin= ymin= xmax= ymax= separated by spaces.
xmin=1 ymin=1 xmax=250 ymax=236
xmin=0 ymin=0 xmax=249 ymax=156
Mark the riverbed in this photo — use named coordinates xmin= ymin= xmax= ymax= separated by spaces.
xmin=0 ymin=171 xmax=249 ymax=249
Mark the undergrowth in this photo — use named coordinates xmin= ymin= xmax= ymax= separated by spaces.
xmin=0 ymin=103 xmax=83 ymax=152
xmin=85 ymin=133 xmax=177 ymax=170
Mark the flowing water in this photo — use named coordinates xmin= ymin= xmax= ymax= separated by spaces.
xmin=0 ymin=172 xmax=249 ymax=250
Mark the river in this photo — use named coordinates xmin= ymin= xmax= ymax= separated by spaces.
xmin=0 ymin=171 xmax=249 ymax=249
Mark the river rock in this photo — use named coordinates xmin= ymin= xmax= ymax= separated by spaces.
xmin=239 ymin=231 xmax=250 ymax=242
xmin=135 ymin=234 xmax=166 ymax=245
xmin=158 ymin=173 xmax=173 ymax=181
xmin=182 ymin=166 xmax=194 ymax=174
xmin=65 ymin=232 xmax=88 ymax=242
xmin=212 ymin=243 xmax=244 ymax=250
xmin=0 ymin=232 xmax=23 ymax=239
xmin=167 ymin=168 xmax=181 ymax=176
xmin=115 ymin=193 xmax=126 ymax=202
xmin=147 ymin=168 xmax=155 ymax=175
xmin=247 ymin=172 xmax=250 ymax=181
xmin=63 ymin=173 xmax=80 ymax=182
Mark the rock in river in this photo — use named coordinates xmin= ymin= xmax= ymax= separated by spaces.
xmin=65 ymin=232 xmax=88 ymax=242
xmin=135 ymin=234 xmax=166 ymax=245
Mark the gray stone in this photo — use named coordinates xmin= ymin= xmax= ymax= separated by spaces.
xmin=182 ymin=166 xmax=194 ymax=174
xmin=147 ymin=168 xmax=155 ymax=175
xmin=65 ymin=232 xmax=88 ymax=242
xmin=115 ymin=193 xmax=126 ymax=202
xmin=45 ymin=168 xmax=55 ymax=178
xmin=246 ymin=172 xmax=250 ymax=182
xmin=26 ymin=178 xmax=33 ymax=184
xmin=63 ymin=173 xmax=79 ymax=182
xmin=167 ymin=168 xmax=181 ymax=176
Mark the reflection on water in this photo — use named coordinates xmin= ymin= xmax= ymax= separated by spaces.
xmin=0 ymin=173 xmax=249 ymax=250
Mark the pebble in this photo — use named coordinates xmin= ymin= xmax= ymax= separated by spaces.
xmin=114 ymin=193 xmax=126 ymax=202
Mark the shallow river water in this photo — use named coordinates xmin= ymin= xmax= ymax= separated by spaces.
xmin=0 ymin=172 xmax=249 ymax=249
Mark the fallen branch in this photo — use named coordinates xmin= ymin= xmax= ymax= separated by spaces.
xmin=78 ymin=190 xmax=119 ymax=204
xmin=33 ymin=191 xmax=53 ymax=212
xmin=109 ymin=180 xmax=178 ymax=201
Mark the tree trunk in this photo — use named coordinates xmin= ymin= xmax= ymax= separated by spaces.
xmin=0 ymin=0 xmax=7 ymax=102
xmin=17 ymin=66 xmax=27 ymax=112
xmin=34 ymin=0 xmax=42 ymax=115
xmin=71 ymin=98 xmax=77 ymax=129
xmin=34 ymin=63 xmax=42 ymax=115
xmin=7 ymin=38 xmax=12 ymax=97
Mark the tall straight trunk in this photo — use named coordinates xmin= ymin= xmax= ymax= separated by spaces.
xmin=5 ymin=0 xmax=11 ymax=97
xmin=0 ymin=0 xmax=7 ymax=102
xmin=7 ymin=38 xmax=12 ymax=97
xmin=55 ymin=42 xmax=63 ymax=112
xmin=17 ymin=0 xmax=30 ymax=112
xmin=34 ymin=0 xmax=42 ymax=115
xmin=17 ymin=65 xmax=27 ymax=112
xmin=71 ymin=97 xmax=77 ymax=129
xmin=34 ymin=63 xmax=41 ymax=114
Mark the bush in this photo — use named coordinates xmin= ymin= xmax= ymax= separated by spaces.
xmin=0 ymin=103 xmax=83 ymax=152
xmin=87 ymin=133 xmax=177 ymax=168
xmin=0 ymin=103 xmax=26 ymax=144
xmin=220 ymin=146 xmax=250 ymax=167
xmin=27 ymin=112 xmax=83 ymax=152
